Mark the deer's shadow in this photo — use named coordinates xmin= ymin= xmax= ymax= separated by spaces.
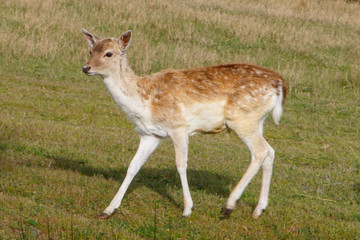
xmin=51 ymin=156 xmax=235 ymax=209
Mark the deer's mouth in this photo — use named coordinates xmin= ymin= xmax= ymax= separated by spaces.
xmin=82 ymin=66 xmax=97 ymax=76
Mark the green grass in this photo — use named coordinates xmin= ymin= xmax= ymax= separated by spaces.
xmin=1 ymin=0 xmax=360 ymax=239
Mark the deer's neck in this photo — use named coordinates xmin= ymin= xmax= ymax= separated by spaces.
xmin=103 ymin=56 xmax=144 ymax=112
xmin=102 ymin=57 xmax=166 ymax=137
xmin=105 ymin=56 xmax=137 ymax=92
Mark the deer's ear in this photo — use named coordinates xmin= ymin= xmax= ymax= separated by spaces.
xmin=119 ymin=30 xmax=132 ymax=52
xmin=82 ymin=28 xmax=100 ymax=48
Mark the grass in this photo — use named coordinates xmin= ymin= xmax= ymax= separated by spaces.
xmin=1 ymin=0 xmax=360 ymax=239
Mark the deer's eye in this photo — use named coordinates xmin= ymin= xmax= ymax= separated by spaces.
xmin=104 ymin=52 xmax=113 ymax=58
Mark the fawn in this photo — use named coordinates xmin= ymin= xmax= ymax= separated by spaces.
xmin=82 ymin=29 xmax=287 ymax=219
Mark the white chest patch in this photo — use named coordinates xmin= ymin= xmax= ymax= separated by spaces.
xmin=104 ymin=77 xmax=168 ymax=137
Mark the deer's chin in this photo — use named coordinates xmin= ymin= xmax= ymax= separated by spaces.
xmin=85 ymin=71 xmax=97 ymax=76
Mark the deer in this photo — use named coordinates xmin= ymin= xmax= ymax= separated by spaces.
xmin=81 ymin=29 xmax=287 ymax=219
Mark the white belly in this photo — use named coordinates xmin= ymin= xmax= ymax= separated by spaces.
xmin=183 ymin=101 xmax=227 ymax=136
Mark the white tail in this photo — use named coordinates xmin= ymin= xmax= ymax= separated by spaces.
xmin=82 ymin=29 xmax=287 ymax=219
xmin=272 ymin=90 xmax=284 ymax=125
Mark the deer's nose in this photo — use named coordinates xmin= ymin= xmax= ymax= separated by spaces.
xmin=82 ymin=66 xmax=91 ymax=73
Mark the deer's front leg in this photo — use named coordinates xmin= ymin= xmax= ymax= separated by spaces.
xmin=99 ymin=135 xmax=160 ymax=219
xmin=170 ymin=129 xmax=193 ymax=217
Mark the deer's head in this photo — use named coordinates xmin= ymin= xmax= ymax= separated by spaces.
xmin=82 ymin=29 xmax=132 ymax=78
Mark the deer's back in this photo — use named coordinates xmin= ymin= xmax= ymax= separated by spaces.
xmin=139 ymin=63 xmax=285 ymax=103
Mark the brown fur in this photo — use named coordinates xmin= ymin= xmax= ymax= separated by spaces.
xmin=137 ymin=63 xmax=287 ymax=128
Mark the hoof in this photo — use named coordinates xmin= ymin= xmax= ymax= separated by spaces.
xmin=220 ymin=207 xmax=234 ymax=219
xmin=97 ymin=212 xmax=110 ymax=219
xmin=181 ymin=206 xmax=193 ymax=218
xmin=253 ymin=208 xmax=266 ymax=219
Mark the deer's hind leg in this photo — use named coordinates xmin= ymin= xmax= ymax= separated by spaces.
xmin=222 ymin=117 xmax=274 ymax=218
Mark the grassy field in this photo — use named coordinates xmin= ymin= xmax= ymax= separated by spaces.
xmin=1 ymin=0 xmax=360 ymax=239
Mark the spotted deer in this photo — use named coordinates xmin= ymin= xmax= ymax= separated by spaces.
xmin=82 ymin=29 xmax=287 ymax=219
